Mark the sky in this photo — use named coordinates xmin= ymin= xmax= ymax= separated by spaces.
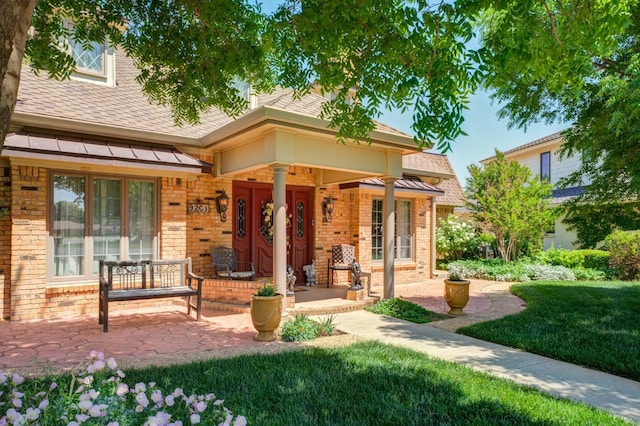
xmin=379 ymin=91 xmax=568 ymax=185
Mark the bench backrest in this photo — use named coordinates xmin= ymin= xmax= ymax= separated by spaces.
xmin=99 ymin=258 xmax=192 ymax=290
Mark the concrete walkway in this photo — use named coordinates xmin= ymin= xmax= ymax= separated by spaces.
xmin=334 ymin=310 xmax=640 ymax=424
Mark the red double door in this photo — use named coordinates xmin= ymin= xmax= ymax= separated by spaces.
xmin=232 ymin=181 xmax=314 ymax=283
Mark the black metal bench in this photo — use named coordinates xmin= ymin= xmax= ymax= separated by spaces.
xmin=99 ymin=258 xmax=203 ymax=332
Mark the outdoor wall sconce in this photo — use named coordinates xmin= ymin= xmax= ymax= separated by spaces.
xmin=187 ymin=198 xmax=210 ymax=214
xmin=215 ymin=190 xmax=230 ymax=222
xmin=322 ymin=195 xmax=335 ymax=223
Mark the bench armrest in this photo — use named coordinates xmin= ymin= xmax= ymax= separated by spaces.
xmin=188 ymin=272 xmax=204 ymax=292
xmin=99 ymin=276 xmax=111 ymax=291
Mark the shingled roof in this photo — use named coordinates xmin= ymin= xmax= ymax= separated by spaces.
xmin=402 ymin=152 xmax=465 ymax=207
xmin=14 ymin=49 xmax=409 ymax=142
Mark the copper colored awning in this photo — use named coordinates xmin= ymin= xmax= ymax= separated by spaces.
xmin=2 ymin=131 xmax=211 ymax=174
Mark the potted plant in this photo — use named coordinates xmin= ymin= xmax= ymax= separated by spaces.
xmin=250 ymin=282 xmax=284 ymax=341
xmin=444 ymin=264 xmax=471 ymax=315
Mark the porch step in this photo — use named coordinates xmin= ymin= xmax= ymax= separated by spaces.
xmin=201 ymin=299 xmax=250 ymax=314
xmin=201 ymin=295 xmax=381 ymax=316
xmin=290 ymin=296 xmax=379 ymax=316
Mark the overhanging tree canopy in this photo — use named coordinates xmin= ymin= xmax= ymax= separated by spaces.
xmin=1 ymin=1 xmax=637 ymax=155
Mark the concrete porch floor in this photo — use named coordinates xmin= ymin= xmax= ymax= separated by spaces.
xmin=0 ymin=278 xmax=525 ymax=375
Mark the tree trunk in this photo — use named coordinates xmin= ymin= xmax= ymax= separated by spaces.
xmin=0 ymin=0 xmax=36 ymax=144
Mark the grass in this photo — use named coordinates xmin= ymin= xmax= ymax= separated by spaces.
xmin=458 ymin=280 xmax=640 ymax=381
xmin=365 ymin=297 xmax=450 ymax=323
xmin=119 ymin=341 xmax=632 ymax=425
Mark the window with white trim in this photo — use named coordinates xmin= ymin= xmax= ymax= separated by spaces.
xmin=371 ymin=198 xmax=414 ymax=261
xmin=50 ymin=173 xmax=157 ymax=279
xmin=65 ymin=22 xmax=106 ymax=75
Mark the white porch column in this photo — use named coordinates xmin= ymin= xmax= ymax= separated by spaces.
xmin=272 ymin=164 xmax=288 ymax=315
xmin=431 ymin=197 xmax=437 ymax=278
xmin=383 ymin=178 xmax=396 ymax=299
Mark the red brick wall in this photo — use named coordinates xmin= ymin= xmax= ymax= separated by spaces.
xmin=4 ymin=160 xmax=434 ymax=320
xmin=0 ymin=167 xmax=11 ymax=320
xmin=10 ymin=166 xmax=47 ymax=320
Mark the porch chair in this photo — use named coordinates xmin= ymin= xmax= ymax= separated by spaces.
xmin=211 ymin=246 xmax=256 ymax=280
xmin=327 ymin=244 xmax=355 ymax=287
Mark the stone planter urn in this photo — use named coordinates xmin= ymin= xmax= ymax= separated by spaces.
xmin=250 ymin=293 xmax=284 ymax=342
xmin=444 ymin=279 xmax=470 ymax=315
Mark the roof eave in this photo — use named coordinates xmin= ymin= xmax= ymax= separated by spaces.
xmin=202 ymin=105 xmax=421 ymax=153
xmin=10 ymin=111 xmax=199 ymax=147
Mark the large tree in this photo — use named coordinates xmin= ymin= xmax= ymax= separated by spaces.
xmin=1 ymin=1 xmax=634 ymax=150
xmin=1 ymin=0 xmax=485 ymax=147
xmin=466 ymin=150 xmax=556 ymax=261
xmin=477 ymin=0 xmax=640 ymax=243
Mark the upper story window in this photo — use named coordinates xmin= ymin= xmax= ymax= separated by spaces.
xmin=64 ymin=22 xmax=106 ymax=76
xmin=69 ymin=37 xmax=105 ymax=74
xmin=540 ymin=151 xmax=551 ymax=181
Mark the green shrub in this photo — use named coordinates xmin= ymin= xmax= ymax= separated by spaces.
xmin=572 ymin=267 xmax=607 ymax=281
xmin=436 ymin=215 xmax=481 ymax=261
xmin=280 ymin=314 xmax=320 ymax=342
xmin=522 ymin=264 xmax=575 ymax=281
xmin=581 ymin=250 xmax=610 ymax=271
xmin=605 ymin=230 xmax=640 ymax=280
xmin=447 ymin=259 xmax=610 ymax=282
xmin=365 ymin=297 xmax=450 ymax=323
xmin=543 ymin=247 xmax=610 ymax=271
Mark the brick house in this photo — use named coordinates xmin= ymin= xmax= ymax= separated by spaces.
xmin=1 ymin=47 xmax=464 ymax=321
xmin=480 ymin=131 xmax=583 ymax=250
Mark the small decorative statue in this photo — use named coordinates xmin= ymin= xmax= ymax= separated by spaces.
xmin=286 ymin=264 xmax=297 ymax=294
xmin=302 ymin=259 xmax=316 ymax=287
xmin=350 ymin=262 xmax=363 ymax=290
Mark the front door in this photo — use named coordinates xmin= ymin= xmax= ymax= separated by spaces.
xmin=232 ymin=181 xmax=314 ymax=282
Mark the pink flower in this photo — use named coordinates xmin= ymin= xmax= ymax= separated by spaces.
xmin=190 ymin=413 xmax=200 ymax=424
xmin=135 ymin=392 xmax=149 ymax=408
xmin=106 ymin=357 xmax=117 ymax=370
xmin=234 ymin=416 xmax=248 ymax=426
xmin=116 ymin=383 xmax=129 ymax=397
xmin=12 ymin=373 xmax=24 ymax=385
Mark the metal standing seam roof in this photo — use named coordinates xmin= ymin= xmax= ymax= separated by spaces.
xmin=342 ymin=176 xmax=444 ymax=196
xmin=2 ymin=131 xmax=211 ymax=173
xmin=551 ymin=186 xmax=585 ymax=204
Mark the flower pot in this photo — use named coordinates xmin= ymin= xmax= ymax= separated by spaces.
xmin=250 ymin=294 xmax=284 ymax=341
xmin=444 ymin=279 xmax=470 ymax=315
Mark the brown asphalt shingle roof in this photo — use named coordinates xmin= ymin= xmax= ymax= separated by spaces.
xmin=402 ymin=152 xmax=465 ymax=207
xmin=15 ymin=50 xmax=408 ymax=141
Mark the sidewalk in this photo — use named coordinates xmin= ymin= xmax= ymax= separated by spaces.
xmin=333 ymin=310 xmax=640 ymax=424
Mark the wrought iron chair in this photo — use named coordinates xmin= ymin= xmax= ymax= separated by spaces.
xmin=327 ymin=244 xmax=355 ymax=287
xmin=211 ymin=246 xmax=256 ymax=280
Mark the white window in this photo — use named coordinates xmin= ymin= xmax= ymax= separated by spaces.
xmin=371 ymin=199 xmax=414 ymax=261
xmin=50 ymin=173 xmax=157 ymax=279
xmin=64 ymin=22 xmax=106 ymax=75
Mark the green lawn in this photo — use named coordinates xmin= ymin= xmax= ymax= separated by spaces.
xmin=121 ymin=341 xmax=631 ymax=425
xmin=458 ymin=280 xmax=640 ymax=381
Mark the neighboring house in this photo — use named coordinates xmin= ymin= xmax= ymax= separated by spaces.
xmin=480 ymin=131 xmax=584 ymax=250
xmin=1 ymin=46 xmax=464 ymax=321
